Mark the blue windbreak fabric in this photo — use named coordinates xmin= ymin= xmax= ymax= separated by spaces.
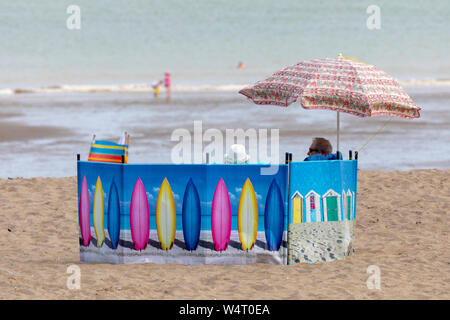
xmin=304 ymin=153 xmax=342 ymax=161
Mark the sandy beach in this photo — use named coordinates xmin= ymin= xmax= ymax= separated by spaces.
xmin=1 ymin=0 xmax=449 ymax=302
xmin=0 ymin=169 xmax=448 ymax=299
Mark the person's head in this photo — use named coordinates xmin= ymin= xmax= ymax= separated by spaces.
xmin=308 ymin=137 xmax=332 ymax=156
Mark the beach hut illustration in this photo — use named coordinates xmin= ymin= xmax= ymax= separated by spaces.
xmin=291 ymin=191 xmax=303 ymax=224
xmin=352 ymin=191 xmax=356 ymax=220
xmin=304 ymin=191 xmax=321 ymax=222
xmin=322 ymin=189 xmax=341 ymax=222
xmin=342 ymin=190 xmax=353 ymax=220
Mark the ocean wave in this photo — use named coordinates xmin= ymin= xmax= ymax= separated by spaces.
xmin=1 ymin=79 xmax=450 ymax=95
xmin=0 ymin=83 xmax=251 ymax=95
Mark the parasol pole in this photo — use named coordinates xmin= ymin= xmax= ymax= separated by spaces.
xmin=336 ymin=112 xmax=340 ymax=153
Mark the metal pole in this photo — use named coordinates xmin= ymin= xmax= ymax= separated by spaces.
xmin=285 ymin=153 xmax=291 ymax=262
xmin=337 ymin=112 xmax=340 ymax=153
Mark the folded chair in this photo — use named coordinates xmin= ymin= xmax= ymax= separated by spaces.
xmin=88 ymin=133 xmax=130 ymax=164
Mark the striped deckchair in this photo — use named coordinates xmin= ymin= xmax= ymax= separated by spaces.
xmin=88 ymin=139 xmax=129 ymax=164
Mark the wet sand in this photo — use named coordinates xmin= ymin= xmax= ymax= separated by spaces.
xmin=0 ymin=120 xmax=71 ymax=143
xmin=1 ymin=87 xmax=450 ymax=178
xmin=0 ymin=169 xmax=448 ymax=299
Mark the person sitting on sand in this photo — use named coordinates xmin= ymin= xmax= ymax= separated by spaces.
xmin=304 ymin=137 xmax=341 ymax=161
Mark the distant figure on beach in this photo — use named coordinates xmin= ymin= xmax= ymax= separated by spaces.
xmin=164 ymin=72 xmax=171 ymax=102
xmin=304 ymin=137 xmax=341 ymax=161
xmin=237 ymin=61 xmax=246 ymax=69
xmin=152 ymin=80 xmax=163 ymax=98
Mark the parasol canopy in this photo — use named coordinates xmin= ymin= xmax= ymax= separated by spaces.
xmin=239 ymin=56 xmax=421 ymax=152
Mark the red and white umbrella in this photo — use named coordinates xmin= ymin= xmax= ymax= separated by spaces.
xmin=239 ymin=56 xmax=421 ymax=152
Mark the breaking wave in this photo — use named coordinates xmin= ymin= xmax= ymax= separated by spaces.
xmin=1 ymin=79 xmax=450 ymax=95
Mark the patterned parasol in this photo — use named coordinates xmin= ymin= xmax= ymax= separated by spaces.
xmin=239 ymin=56 xmax=421 ymax=152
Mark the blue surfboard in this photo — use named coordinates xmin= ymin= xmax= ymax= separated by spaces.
xmin=264 ymin=179 xmax=285 ymax=251
xmin=182 ymin=178 xmax=201 ymax=251
xmin=107 ymin=180 xmax=121 ymax=249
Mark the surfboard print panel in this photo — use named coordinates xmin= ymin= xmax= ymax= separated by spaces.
xmin=238 ymin=178 xmax=258 ymax=251
xmin=93 ymin=176 xmax=105 ymax=248
xmin=79 ymin=175 xmax=91 ymax=247
xmin=107 ymin=180 xmax=121 ymax=249
xmin=156 ymin=178 xmax=177 ymax=250
xmin=264 ymin=179 xmax=285 ymax=251
xmin=130 ymin=178 xmax=150 ymax=251
xmin=182 ymin=178 xmax=201 ymax=251
xmin=211 ymin=178 xmax=232 ymax=252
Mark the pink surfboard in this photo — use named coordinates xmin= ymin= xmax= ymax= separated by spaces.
xmin=211 ymin=178 xmax=232 ymax=251
xmin=78 ymin=175 xmax=91 ymax=247
xmin=130 ymin=178 xmax=150 ymax=251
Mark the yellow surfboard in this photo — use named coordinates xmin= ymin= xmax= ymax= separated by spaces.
xmin=93 ymin=176 xmax=105 ymax=248
xmin=156 ymin=178 xmax=176 ymax=250
xmin=238 ymin=178 xmax=258 ymax=250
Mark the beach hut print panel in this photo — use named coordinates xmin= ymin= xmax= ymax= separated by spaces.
xmin=287 ymin=160 xmax=358 ymax=264
xmin=342 ymin=190 xmax=354 ymax=221
xmin=322 ymin=189 xmax=341 ymax=222
xmin=305 ymin=191 xmax=321 ymax=222
xmin=352 ymin=191 xmax=356 ymax=220
xmin=291 ymin=191 xmax=303 ymax=223
xmin=288 ymin=160 xmax=357 ymax=224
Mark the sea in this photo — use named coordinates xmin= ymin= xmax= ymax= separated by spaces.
xmin=0 ymin=0 xmax=449 ymax=178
